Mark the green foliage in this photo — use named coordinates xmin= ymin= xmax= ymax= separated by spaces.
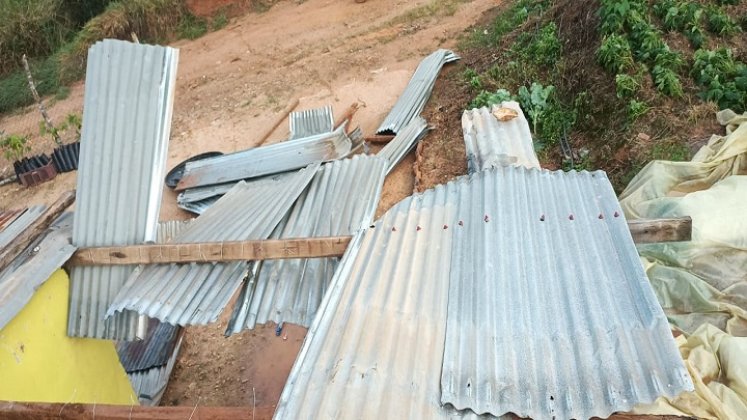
xmin=598 ymin=0 xmax=647 ymax=35
xmin=39 ymin=111 xmax=81 ymax=143
xmin=706 ymin=6 xmax=741 ymax=36
xmin=476 ymin=0 xmax=547 ymax=46
xmin=627 ymin=99 xmax=650 ymax=121
xmin=651 ymin=141 xmax=689 ymax=161
xmin=522 ymin=22 xmax=562 ymax=66
xmin=177 ymin=13 xmax=208 ymax=40
xmin=692 ymin=48 xmax=747 ymax=111
xmin=652 ymin=65 xmax=683 ymax=97
xmin=0 ymin=133 xmax=31 ymax=161
xmin=597 ymin=34 xmax=634 ymax=73
xmin=212 ymin=10 xmax=228 ymax=31
xmin=515 ymin=82 xmax=575 ymax=144
xmin=0 ymin=55 xmax=61 ymax=114
xmin=463 ymin=68 xmax=483 ymax=90
xmin=615 ymin=73 xmax=640 ymax=98
xmin=469 ymin=88 xmax=513 ymax=109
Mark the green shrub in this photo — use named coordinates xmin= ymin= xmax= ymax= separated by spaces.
xmin=652 ymin=65 xmax=683 ymax=97
xmin=615 ymin=74 xmax=640 ymax=98
xmin=469 ymin=89 xmax=513 ymax=109
xmin=692 ymin=48 xmax=747 ymax=111
xmin=597 ymin=34 xmax=634 ymax=73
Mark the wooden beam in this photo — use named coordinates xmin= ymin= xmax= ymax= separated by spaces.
xmin=0 ymin=402 xmax=688 ymax=420
xmin=0 ymin=190 xmax=75 ymax=273
xmin=334 ymin=102 xmax=360 ymax=131
xmin=69 ymin=236 xmax=352 ymax=266
xmin=628 ymin=217 xmax=692 ymax=244
xmin=257 ymin=97 xmax=300 ymax=146
xmin=365 ymin=134 xmax=396 ymax=144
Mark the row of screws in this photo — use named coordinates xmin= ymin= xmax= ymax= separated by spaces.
xmin=376 ymin=212 xmax=621 ymax=232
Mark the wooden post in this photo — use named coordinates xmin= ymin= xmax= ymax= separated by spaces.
xmin=69 ymin=236 xmax=352 ymax=266
xmin=0 ymin=191 xmax=76 ymax=273
xmin=21 ymin=54 xmax=61 ymax=146
xmin=334 ymin=102 xmax=360 ymax=131
xmin=257 ymin=98 xmax=300 ymax=146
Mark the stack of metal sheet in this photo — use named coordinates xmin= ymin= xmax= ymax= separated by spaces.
xmin=376 ymin=49 xmax=459 ymax=135
xmin=377 ymin=116 xmax=429 ymax=174
xmin=226 ymin=155 xmax=388 ymax=334
xmin=106 ymin=164 xmax=319 ymax=326
xmin=275 ymin=166 xmax=692 ymax=419
xmin=68 ymin=39 xmax=179 ymax=340
xmin=290 ymin=105 xmax=334 ymax=139
xmin=462 ymin=101 xmax=540 ymax=173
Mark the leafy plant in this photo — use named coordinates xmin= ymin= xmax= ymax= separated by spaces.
xmin=469 ymin=88 xmax=514 ymax=109
xmin=615 ymin=74 xmax=640 ymax=98
xmin=627 ymin=99 xmax=650 ymax=121
xmin=518 ymin=82 xmax=554 ymax=135
xmin=463 ymin=68 xmax=482 ymax=90
xmin=692 ymin=48 xmax=747 ymax=111
xmin=517 ymin=82 xmax=574 ymax=144
xmin=706 ymin=6 xmax=740 ymax=36
xmin=177 ymin=13 xmax=208 ymax=40
xmin=0 ymin=134 xmax=31 ymax=162
xmin=652 ymin=65 xmax=683 ymax=97
xmin=212 ymin=10 xmax=228 ymax=30
xmin=597 ymin=34 xmax=634 ymax=73
xmin=525 ymin=22 xmax=562 ymax=66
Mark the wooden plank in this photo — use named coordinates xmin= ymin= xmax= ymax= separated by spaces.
xmin=257 ymin=97 xmax=300 ymax=146
xmin=69 ymin=236 xmax=352 ymax=266
xmin=334 ymin=102 xmax=360 ymax=131
xmin=0 ymin=402 xmax=688 ymax=420
xmin=628 ymin=217 xmax=692 ymax=244
xmin=0 ymin=190 xmax=75 ymax=273
xmin=365 ymin=134 xmax=396 ymax=144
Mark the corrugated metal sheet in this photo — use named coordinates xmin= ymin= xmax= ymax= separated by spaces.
xmin=127 ymin=336 xmax=182 ymax=406
xmin=156 ymin=220 xmax=192 ymax=243
xmin=177 ymin=126 xmax=353 ymax=190
xmin=462 ymin=101 xmax=540 ymax=173
xmin=0 ymin=213 xmax=76 ymax=331
xmin=68 ymin=40 xmax=178 ymax=340
xmin=376 ymin=49 xmax=459 ymax=135
xmin=0 ymin=209 xmax=25 ymax=232
xmin=117 ymin=318 xmax=179 ymax=372
xmin=290 ymin=106 xmax=334 ymax=139
xmin=106 ymin=164 xmax=320 ymax=326
xmin=178 ymin=196 xmax=219 ymax=215
xmin=0 ymin=205 xmax=45 ymax=250
xmin=225 ymin=155 xmax=387 ymax=335
xmin=377 ymin=116 xmax=428 ymax=174
xmin=440 ymin=167 xmax=691 ymax=419
xmin=275 ymin=167 xmax=692 ymax=419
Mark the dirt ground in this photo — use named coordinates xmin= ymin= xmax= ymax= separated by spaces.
xmin=0 ymin=0 xmax=500 ymax=412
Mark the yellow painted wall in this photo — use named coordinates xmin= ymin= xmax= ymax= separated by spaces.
xmin=0 ymin=269 xmax=137 ymax=404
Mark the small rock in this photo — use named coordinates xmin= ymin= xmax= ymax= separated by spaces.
xmin=637 ymin=132 xmax=651 ymax=141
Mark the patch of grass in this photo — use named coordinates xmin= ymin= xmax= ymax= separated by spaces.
xmin=390 ymin=0 xmax=470 ymax=26
xmin=468 ymin=88 xmax=513 ymax=109
xmin=212 ymin=10 xmax=229 ymax=31
xmin=651 ymin=141 xmax=689 ymax=161
xmin=177 ymin=13 xmax=208 ymax=40
xmin=54 ymin=85 xmax=70 ymax=100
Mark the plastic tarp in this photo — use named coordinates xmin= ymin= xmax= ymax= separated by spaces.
xmin=620 ymin=110 xmax=747 ymax=418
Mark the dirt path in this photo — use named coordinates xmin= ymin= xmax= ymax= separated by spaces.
xmin=0 ymin=0 xmax=498 ymax=411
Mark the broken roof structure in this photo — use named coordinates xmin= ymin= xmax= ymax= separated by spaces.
xmin=68 ymin=39 xmax=179 ymax=339
xmin=275 ymin=166 xmax=692 ymax=419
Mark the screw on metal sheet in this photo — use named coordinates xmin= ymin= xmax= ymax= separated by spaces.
xmin=391 ymin=226 xmax=397 ymax=232
xmin=416 ymin=226 xmax=422 ymax=231
xmin=614 ymin=211 xmax=620 ymax=218
xmin=598 ymin=213 xmax=604 ymax=219
xmin=540 ymin=214 xmax=545 ymax=222
xmin=458 ymin=220 xmax=464 ymax=226
xmin=443 ymin=224 xmax=448 ymax=229
xmin=569 ymin=214 xmax=574 ymax=220
xmin=33 ymin=246 xmax=40 ymax=253
xmin=484 ymin=215 xmax=490 ymax=223
xmin=370 ymin=225 xmax=375 ymax=229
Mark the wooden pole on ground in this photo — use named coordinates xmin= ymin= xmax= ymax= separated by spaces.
xmin=21 ymin=54 xmax=61 ymax=146
xmin=257 ymin=98 xmax=300 ymax=145
xmin=0 ymin=190 xmax=76 ymax=272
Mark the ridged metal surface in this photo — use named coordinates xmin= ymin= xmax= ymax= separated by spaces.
xmin=178 ymin=126 xmax=352 ymax=190
xmin=0 ymin=213 xmax=76 ymax=331
xmin=275 ymin=167 xmax=692 ymax=419
xmin=0 ymin=205 xmax=45 ymax=250
xmin=127 ymin=336 xmax=182 ymax=406
xmin=116 ymin=318 xmax=179 ymax=372
xmin=377 ymin=116 xmax=428 ymax=174
xmin=376 ymin=49 xmax=459 ymax=135
xmin=462 ymin=101 xmax=540 ymax=173
xmin=107 ymin=164 xmax=319 ymax=326
xmin=156 ymin=220 xmax=192 ymax=243
xmin=290 ymin=106 xmax=334 ymax=139
xmin=178 ymin=196 xmax=219 ymax=215
xmin=0 ymin=208 xmax=25 ymax=232
xmin=68 ymin=39 xmax=178 ymax=340
xmin=226 ymin=155 xmax=387 ymax=335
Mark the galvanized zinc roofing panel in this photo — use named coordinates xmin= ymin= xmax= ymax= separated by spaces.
xmin=462 ymin=101 xmax=540 ymax=173
xmin=376 ymin=49 xmax=459 ymax=135
xmin=177 ymin=126 xmax=352 ymax=190
xmin=440 ymin=167 xmax=692 ymax=419
xmin=68 ymin=39 xmax=178 ymax=340
xmin=377 ymin=116 xmax=428 ymax=174
xmin=290 ymin=106 xmax=334 ymax=139
xmin=275 ymin=167 xmax=692 ymax=419
xmin=107 ymin=164 xmax=319 ymax=326
xmin=116 ymin=318 xmax=179 ymax=372
xmin=127 ymin=336 xmax=182 ymax=406
xmin=226 ymin=155 xmax=387 ymax=334
xmin=0 ymin=213 xmax=76 ymax=331
xmin=0 ymin=208 xmax=26 ymax=233
xmin=0 ymin=205 xmax=45 ymax=250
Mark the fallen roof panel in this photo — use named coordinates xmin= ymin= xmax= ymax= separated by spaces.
xmin=0 ymin=209 xmax=26 ymax=233
xmin=462 ymin=101 xmax=540 ymax=173
xmin=290 ymin=105 xmax=334 ymax=139
xmin=107 ymin=164 xmax=319 ymax=326
xmin=176 ymin=126 xmax=352 ymax=190
xmin=117 ymin=318 xmax=180 ymax=372
xmin=225 ymin=155 xmax=387 ymax=334
xmin=377 ymin=116 xmax=429 ymax=174
xmin=376 ymin=49 xmax=459 ymax=135
xmin=68 ymin=39 xmax=178 ymax=340
xmin=0 ymin=205 xmax=45 ymax=250
xmin=275 ymin=166 xmax=692 ymax=419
